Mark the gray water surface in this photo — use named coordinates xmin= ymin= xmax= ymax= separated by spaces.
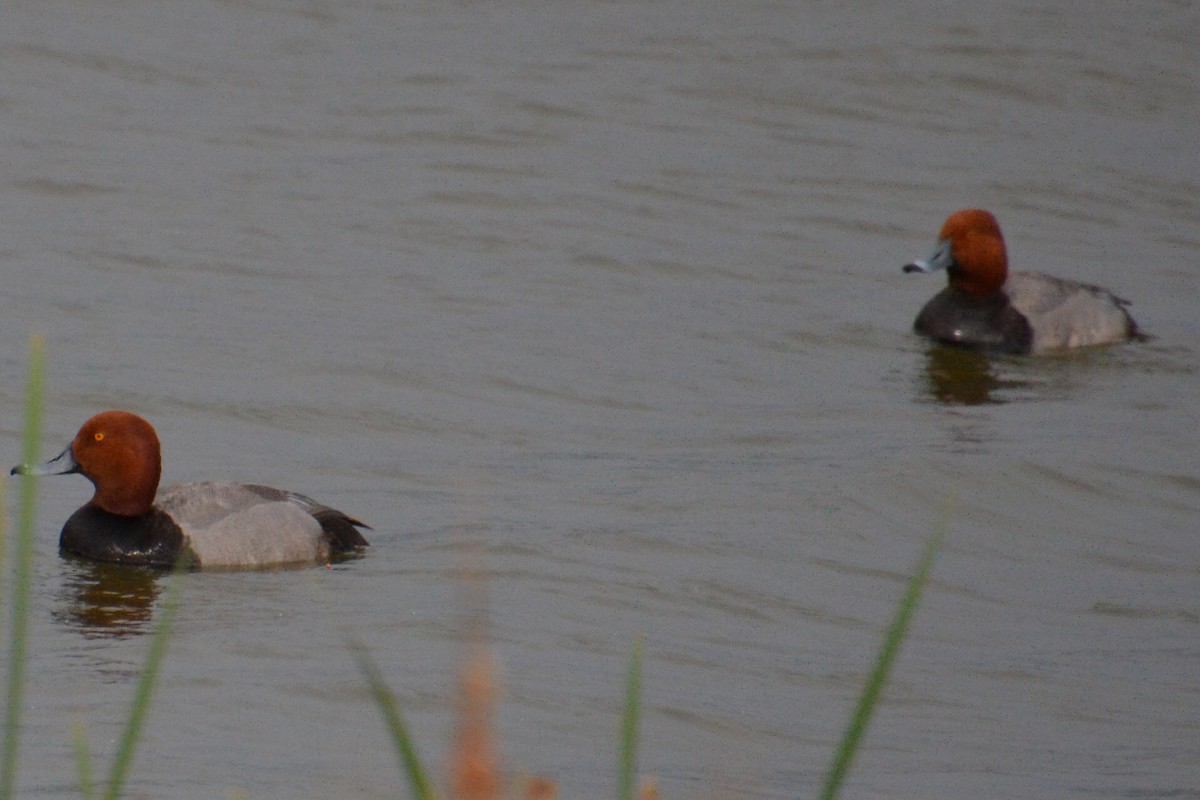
xmin=1 ymin=2 xmax=1197 ymax=798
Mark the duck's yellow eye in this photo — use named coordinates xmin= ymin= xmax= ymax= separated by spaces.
xmin=94 ymin=432 xmax=105 ymax=442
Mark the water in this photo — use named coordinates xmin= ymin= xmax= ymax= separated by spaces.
xmin=1 ymin=1 xmax=1197 ymax=797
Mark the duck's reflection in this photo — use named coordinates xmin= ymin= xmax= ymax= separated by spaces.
xmin=54 ymin=557 xmax=166 ymax=639
xmin=921 ymin=345 xmax=1009 ymax=405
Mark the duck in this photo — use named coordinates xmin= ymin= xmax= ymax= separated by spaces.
xmin=10 ymin=410 xmax=369 ymax=569
xmin=902 ymin=209 xmax=1137 ymax=354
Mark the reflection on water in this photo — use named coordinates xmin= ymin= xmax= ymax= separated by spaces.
xmin=53 ymin=558 xmax=166 ymax=639
xmin=921 ymin=345 xmax=1017 ymax=405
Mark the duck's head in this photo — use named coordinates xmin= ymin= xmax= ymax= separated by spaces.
xmin=903 ymin=208 xmax=1009 ymax=295
xmin=12 ymin=410 xmax=161 ymax=517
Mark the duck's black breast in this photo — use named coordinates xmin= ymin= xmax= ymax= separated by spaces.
xmin=60 ymin=504 xmax=190 ymax=567
xmin=914 ymin=287 xmax=1034 ymax=355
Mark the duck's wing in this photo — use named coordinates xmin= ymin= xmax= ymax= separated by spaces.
xmin=1006 ymin=272 xmax=1135 ymax=350
xmin=156 ymin=482 xmax=369 ymax=567
xmin=242 ymin=484 xmax=371 ymax=550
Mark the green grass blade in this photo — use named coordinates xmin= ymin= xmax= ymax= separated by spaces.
xmin=350 ymin=640 xmax=438 ymax=800
xmin=0 ymin=335 xmax=45 ymax=800
xmin=0 ymin=479 xmax=7 ymax=660
xmin=71 ymin=721 xmax=97 ymax=800
xmin=818 ymin=525 xmax=945 ymax=800
xmin=100 ymin=564 xmax=183 ymax=800
xmin=617 ymin=636 xmax=643 ymax=800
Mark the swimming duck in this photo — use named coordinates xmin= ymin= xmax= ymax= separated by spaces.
xmin=11 ymin=410 xmax=369 ymax=569
xmin=903 ymin=209 xmax=1137 ymax=354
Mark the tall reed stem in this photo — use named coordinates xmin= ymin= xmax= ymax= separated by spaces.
xmin=0 ymin=335 xmax=45 ymax=800
xmin=818 ymin=524 xmax=945 ymax=800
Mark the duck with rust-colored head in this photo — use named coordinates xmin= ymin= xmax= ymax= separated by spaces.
xmin=11 ymin=411 xmax=369 ymax=569
xmin=903 ymin=209 xmax=1138 ymax=354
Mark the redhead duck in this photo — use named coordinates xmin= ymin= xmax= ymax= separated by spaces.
xmin=902 ymin=209 xmax=1137 ymax=354
xmin=10 ymin=411 xmax=369 ymax=569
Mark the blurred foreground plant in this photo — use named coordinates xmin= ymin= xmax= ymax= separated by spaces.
xmin=355 ymin=527 xmax=942 ymax=800
xmin=0 ymin=335 xmax=45 ymax=800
